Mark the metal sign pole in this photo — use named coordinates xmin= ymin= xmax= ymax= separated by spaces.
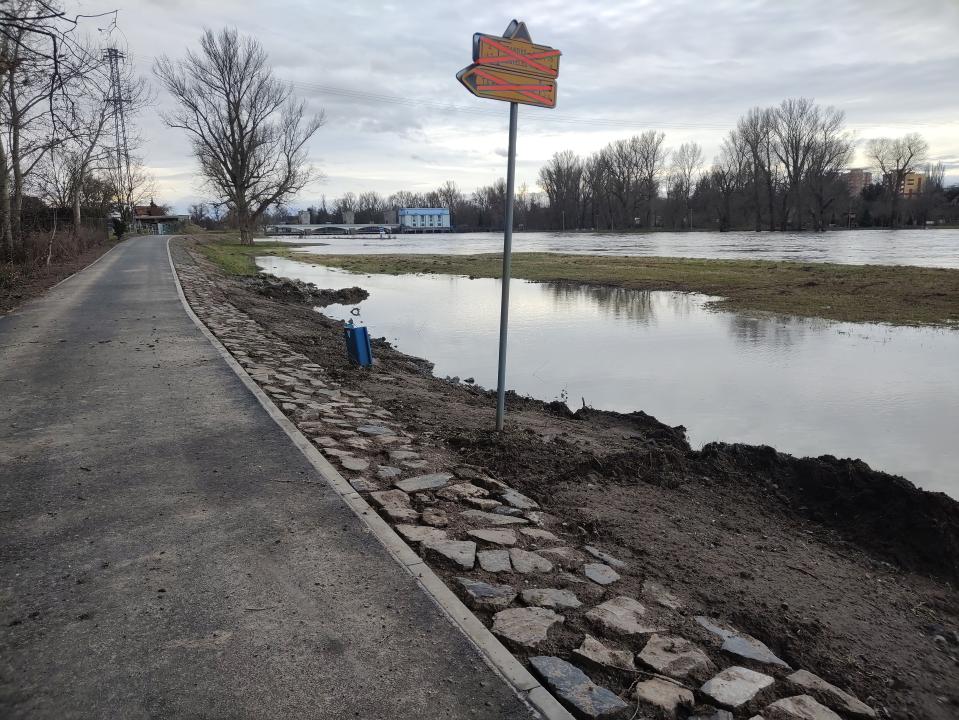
xmin=495 ymin=101 xmax=519 ymax=432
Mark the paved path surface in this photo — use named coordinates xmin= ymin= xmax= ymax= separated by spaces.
xmin=0 ymin=236 xmax=533 ymax=719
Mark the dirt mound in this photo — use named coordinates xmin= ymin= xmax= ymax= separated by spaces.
xmin=243 ymin=273 xmax=368 ymax=306
xmin=699 ymin=442 xmax=959 ymax=584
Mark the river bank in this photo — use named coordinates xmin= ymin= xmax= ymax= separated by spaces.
xmin=198 ymin=242 xmax=959 ymax=326
xmin=176 ymin=236 xmax=958 ymax=719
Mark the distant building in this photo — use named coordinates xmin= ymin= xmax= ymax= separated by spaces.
xmin=398 ymin=207 xmax=451 ymax=232
xmin=383 ymin=208 xmax=398 ymax=225
xmin=132 ymin=200 xmax=188 ymax=235
xmin=297 ymin=210 xmax=310 ymax=224
xmin=842 ymin=168 xmax=872 ymax=196
xmin=342 ymin=209 xmax=355 ymax=225
xmin=900 ymin=171 xmax=924 ymax=198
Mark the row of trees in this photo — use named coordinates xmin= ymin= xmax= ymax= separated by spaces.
xmin=259 ymin=100 xmax=952 ymax=234
xmin=0 ymin=1 xmax=153 ymax=264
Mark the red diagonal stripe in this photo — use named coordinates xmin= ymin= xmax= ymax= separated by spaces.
xmin=481 ymin=36 xmax=556 ymax=76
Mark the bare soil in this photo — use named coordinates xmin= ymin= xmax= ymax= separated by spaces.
xmin=0 ymin=240 xmax=117 ymax=316
xmin=186 ymin=240 xmax=959 ymax=719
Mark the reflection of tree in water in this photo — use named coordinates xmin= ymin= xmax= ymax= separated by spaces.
xmin=544 ymin=282 xmax=658 ymax=324
xmin=543 ymin=281 xmax=709 ymax=325
xmin=725 ymin=312 xmax=827 ymax=348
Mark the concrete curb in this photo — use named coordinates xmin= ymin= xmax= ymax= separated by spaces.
xmin=165 ymin=238 xmax=574 ymax=720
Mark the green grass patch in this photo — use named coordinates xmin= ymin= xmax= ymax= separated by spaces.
xmin=295 ymin=252 xmax=959 ymax=327
xmin=194 ymin=240 xmax=297 ymax=276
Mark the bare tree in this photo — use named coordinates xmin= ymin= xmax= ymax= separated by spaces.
xmin=711 ymin=132 xmax=749 ymax=231
xmin=804 ymin=107 xmax=852 ymax=231
xmin=737 ymin=107 xmax=777 ymax=230
xmin=154 ymin=28 xmax=324 ymax=244
xmin=670 ymin=141 xmax=703 ymax=229
xmin=538 ymin=150 xmax=582 ymax=230
xmin=865 ymin=133 xmax=929 ymax=227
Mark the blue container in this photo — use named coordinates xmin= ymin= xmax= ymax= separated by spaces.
xmin=344 ymin=323 xmax=373 ymax=367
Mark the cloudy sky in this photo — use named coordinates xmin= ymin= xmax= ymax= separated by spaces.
xmin=82 ymin=0 xmax=959 ymax=212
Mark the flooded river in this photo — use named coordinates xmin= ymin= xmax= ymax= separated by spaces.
xmin=256 ymin=256 xmax=959 ymax=499
xmin=260 ymin=228 xmax=959 ymax=269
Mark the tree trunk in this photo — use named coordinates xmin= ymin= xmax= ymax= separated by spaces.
xmin=237 ymin=203 xmax=253 ymax=245
xmin=0 ymin=132 xmax=11 ymax=261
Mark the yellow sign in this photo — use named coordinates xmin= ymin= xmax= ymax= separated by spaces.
xmin=456 ymin=65 xmax=557 ymax=108
xmin=458 ymin=21 xmax=561 ymax=108
xmin=473 ymin=34 xmax=561 ymax=79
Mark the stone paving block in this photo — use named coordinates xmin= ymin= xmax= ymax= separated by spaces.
xmin=492 ymin=608 xmax=564 ymax=650
xmin=467 ymin=528 xmax=517 ymax=546
xmin=393 ymin=472 xmax=453 ymax=493
xmin=357 ymin=424 xmax=392 ymax=435
xmin=584 ymin=545 xmax=627 ymax=569
xmin=764 ymin=695 xmax=842 ymax=720
xmin=422 ymin=539 xmax=476 ymax=570
xmin=376 ymin=465 xmax=402 ymax=479
xmin=638 ymin=634 xmax=716 ymax=682
xmin=521 ymin=588 xmax=581 ymax=610
xmin=370 ymin=489 xmax=418 ymax=523
xmin=634 ymin=677 xmax=695 ymax=718
xmin=519 ymin=528 xmax=561 ymax=543
xmin=394 ymin=524 xmax=448 ymax=545
xmin=421 ymin=508 xmax=448 ymax=527
xmin=460 ymin=510 xmax=528 ymax=526
xmin=348 ymin=478 xmax=381 ymax=493
xmin=499 ymin=488 xmax=539 ymax=510
xmin=586 ymin=596 xmax=662 ymax=636
xmin=477 ymin=549 xmax=512 ymax=573
xmin=700 ymin=666 xmax=775 ymax=709
xmin=584 ymin=562 xmax=621 ymax=585
xmin=573 ymin=634 xmax=636 ymax=672
xmin=696 ymin=616 xmax=790 ymax=669
xmin=785 ymin=670 xmax=875 ymax=719
xmin=509 ymin=548 xmax=554 ymax=573
xmin=528 ymin=655 xmax=629 ymax=719
xmin=456 ymin=577 xmax=517 ymax=610
xmin=339 ymin=456 xmax=369 ymax=472
xmin=536 ymin=546 xmax=586 ymax=570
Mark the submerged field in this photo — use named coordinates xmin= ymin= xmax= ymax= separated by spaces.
xmin=195 ymin=240 xmax=959 ymax=326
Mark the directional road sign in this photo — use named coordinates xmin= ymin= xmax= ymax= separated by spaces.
xmin=473 ymin=33 xmax=561 ymax=79
xmin=456 ymin=64 xmax=556 ymax=108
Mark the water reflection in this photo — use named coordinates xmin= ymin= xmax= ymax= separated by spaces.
xmin=256 ymin=257 xmax=959 ymax=498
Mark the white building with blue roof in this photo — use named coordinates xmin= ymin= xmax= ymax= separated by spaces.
xmin=398 ymin=207 xmax=451 ymax=232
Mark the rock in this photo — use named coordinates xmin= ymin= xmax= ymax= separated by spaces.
xmin=700 ymin=666 xmax=776 ymax=709
xmin=573 ymin=634 xmax=636 ymax=672
xmin=348 ymin=478 xmax=380 ymax=493
xmin=402 ymin=459 xmax=429 ymax=469
xmin=521 ymin=588 xmax=581 ymax=610
xmin=519 ymin=528 xmax=561 ymax=543
xmin=638 ymin=634 xmax=716 ymax=682
xmin=524 ymin=510 xmax=554 ymax=526
xmin=584 ymin=545 xmax=627 ymax=569
xmin=394 ymin=524 xmax=447 ymax=545
xmin=536 ymin=547 xmax=587 ymax=570
xmin=634 ymin=677 xmax=695 ymax=718
xmin=376 ymin=465 xmax=403 ymax=479
xmin=689 ymin=710 xmax=734 ymax=720
xmin=642 ymin=580 xmax=683 ymax=610
xmin=584 ymin=563 xmax=621 ymax=585
xmin=312 ymin=436 xmax=339 ymax=448
xmin=339 ymin=456 xmax=369 ymax=472
xmin=764 ymin=695 xmax=842 ymax=720
xmin=528 ymin=656 xmax=629 ymax=719
xmin=436 ymin=482 xmax=489 ymax=500
xmin=464 ymin=497 xmax=502 ymax=511
xmin=422 ymin=539 xmax=476 ymax=570
xmin=421 ymin=508 xmax=448 ymax=527
xmin=394 ymin=472 xmax=453 ymax=493
xmin=785 ymin=670 xmax=876 ymax=719
xmin=389 ymin=450 xmax=420 ymax=461
xmin=370 ymin=489 xmax=418 ymax=522
xmin=493 ymin=505 xmax=525 ymax=517
xmin=460 ymin=509 xmax=528 ymax=526
xmin=492 ymin=608 xmax=564 ymax=650
xmin=477 ymin=549 xmax=512 ymax=573
xmin=499 ymin=488 xmax=539 ymax=510
xmin=695 ymin=617 xmax=790 ymax=669
xmin=456 ymin=577 xmax=516 ymax=610
xmin=509 ymin=548 xmax=554 ymax=573
xmin=357 ymin=424 xmax=392 ymax=435
xmin=586 ymin=596 xmax=662 ymax=636
xmin=467 ymin=528 xmax=517 ymax=546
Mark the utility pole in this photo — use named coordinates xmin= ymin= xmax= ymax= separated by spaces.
xmin=104 ymin=48 xmax=133 ymax=226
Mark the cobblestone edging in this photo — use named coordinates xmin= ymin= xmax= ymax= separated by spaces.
xmin=170 ymin=240 xmax=879 ymax=720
